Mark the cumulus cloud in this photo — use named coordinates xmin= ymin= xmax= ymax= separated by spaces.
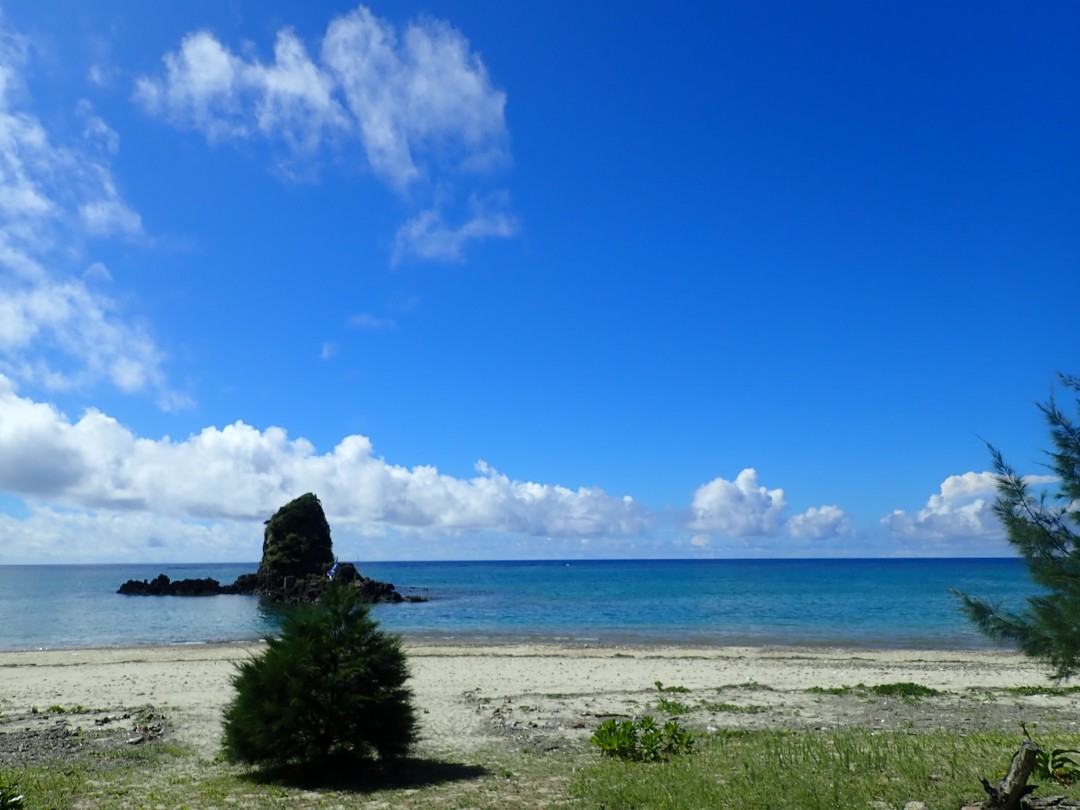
xmin=689 ymin=469 xmax=788 ymax=537
xmin=135 ymin=5 xmax=514 ymax=262
xmin=881 ymin=471 xmax=1034 ymax=540
xmin=688 ymin=469 xmax=853 ymax=543
xmin=0 ymin=376 xmax=647 ymax=540
xmin=0 ymin=21 xmax=176 ymax=405
xmin=786 ymin=504 xmax=853 ymax=540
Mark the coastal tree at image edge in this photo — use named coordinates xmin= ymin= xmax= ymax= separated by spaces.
xmin=956 ymin=374 xmax=1080 ymax=680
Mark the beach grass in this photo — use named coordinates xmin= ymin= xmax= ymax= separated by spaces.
xmin=7 ymin=729 xmax=1080 ymax=809
xmin=571 ymin=729 xmax=1080 ymax=810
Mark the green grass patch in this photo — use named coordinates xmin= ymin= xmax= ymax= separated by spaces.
xmin=1002 ymin=685 xmax=1080 ymax=697
xmin=806 ymin=685 xmax=857 ymax=696
xmin=805 ymin=682 xmax=942 ymax=700
xmin=715 ymin=681 xmax=775 ymax=692
xmin=11 ymin=727 xmax=1080 ymax=810
xmin=698 ymin=701 xmax=767 ymax=715
xmin=571 ymin=729 xmax=1080 ymax=810
xmin=868 ymin=682 xmax=942 ymax=699
xmin=654 ymin=681 xmax=691 ymax=694
xmin=1 ymin=739 xmax=590 ymax=809
xmin=656 ymin=696 xmax=693 ymax=716
xmin=1 ymin=741 xmax=184 ymax=809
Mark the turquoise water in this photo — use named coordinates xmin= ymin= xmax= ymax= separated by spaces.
xmin=0 ymin=559 xmax=1038 ymax=651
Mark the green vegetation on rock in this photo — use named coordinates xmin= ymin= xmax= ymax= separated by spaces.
xmin=257 ymin=492 xmax=335 ymax=584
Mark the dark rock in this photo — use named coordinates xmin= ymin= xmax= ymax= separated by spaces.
xmin=257 ymin=493 xmax=334 ymax=586
xmin=117 ymin=492 xmax=418 ymax=606
xmin=223 ymin=573 xmax=259 ymax=595
xmin=334 ymin=562 xmax=359 ymax=583
xmin=169 ymin=577 xmax=223 ymax=596
xmin=357 ymin=576 xmax=404 ymax=603
xmin=118 ymin=575 xmax=224 ymax=596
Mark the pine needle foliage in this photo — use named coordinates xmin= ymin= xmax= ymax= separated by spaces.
xmin=221 ymin=580 xmax=417 ymax=774
xmin=955 ymin=374 xmax=1080 ymax=679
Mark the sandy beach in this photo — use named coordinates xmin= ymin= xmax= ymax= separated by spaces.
xmin=2 ymin=642 xmax=1075 ymax=764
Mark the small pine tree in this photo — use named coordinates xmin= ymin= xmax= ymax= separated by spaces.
xmin=222 ymin=579 xmax=417 ymax=773
xmin=956 ymin=374 xmax=1080 ymax=679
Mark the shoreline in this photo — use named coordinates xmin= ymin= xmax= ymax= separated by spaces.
xmin=0 ymin=629 xmax=1019 ymax=656
xmin=1 ymin=641 xmax=1070 ymax=761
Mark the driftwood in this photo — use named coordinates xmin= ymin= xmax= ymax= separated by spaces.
xmin=962 ymin=740 xmax=1080 ymax=810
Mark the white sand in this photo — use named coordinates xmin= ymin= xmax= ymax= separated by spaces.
xmin=0 ymin=643 xmax=1059 ymax=758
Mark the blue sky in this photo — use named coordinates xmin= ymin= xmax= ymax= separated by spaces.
xmin=0 ymin=1 xmax=1076 ymax=563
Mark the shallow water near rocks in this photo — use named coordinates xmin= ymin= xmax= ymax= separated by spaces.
xmin=0 ymin=558 xmax=1037 ymax=651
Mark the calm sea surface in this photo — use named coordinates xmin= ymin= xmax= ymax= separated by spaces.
xmin=0 ymin=559 xmax=1038 ymax=651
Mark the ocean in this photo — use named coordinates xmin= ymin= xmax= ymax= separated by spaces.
xmin=0 ymin=558 xmax=1038 ymax=652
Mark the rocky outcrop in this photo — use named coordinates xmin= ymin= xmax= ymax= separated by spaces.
xmin=118 ymin=574 xmax=224 ymax=596
xmin=117 ymin=493 xmax=425 ymax=605
xmin=257 ymin=493 xmax=335 ymax=586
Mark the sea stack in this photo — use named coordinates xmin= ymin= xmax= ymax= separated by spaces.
xmin=256 ymin=492 xmax=336 ymax=593
xmin=118 ymin=492 xmax=424 ymax=604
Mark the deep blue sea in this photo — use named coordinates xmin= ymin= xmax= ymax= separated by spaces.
xmin=0 ymin=559 xmax=1038 ymax=652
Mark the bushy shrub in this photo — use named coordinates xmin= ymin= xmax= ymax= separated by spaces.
xmin=591 ymin=716 xmax=694 ymax=762
xmin=221 ymin=580 xmax=417 ymax=774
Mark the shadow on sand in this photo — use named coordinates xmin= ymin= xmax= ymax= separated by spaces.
xmin=241 ymin=755 xmax=491 ymax=793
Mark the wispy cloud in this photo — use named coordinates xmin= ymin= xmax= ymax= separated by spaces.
xmin=135 ymin=5 xmax=515 ymax=263
xmin=134 ymin=28 xmax=346 ymax=151
xmin=393 ymin=192 xmax=519 ymax=265
xmin=349 ymin=313 xmax=396 ymax=330
xmin=0 ymin=21 xmax=181 ymax=407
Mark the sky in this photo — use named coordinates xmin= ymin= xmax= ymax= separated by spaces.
xmin=0 ymin=1 xmax=1076 ymax=564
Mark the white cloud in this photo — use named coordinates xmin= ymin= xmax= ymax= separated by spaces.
xmin=135 ymin=5 xmax=514 ymax=262
xmin=882 ymin=471 xmax=1008 ymax=540
xmin=393 ymin=193 xmax=519 ymax=264
xmin=322 ymin=7 xmax=507 ymax=190
xmin=0 ymin=23 xmax=175 ymax=404
xmin=349 ymin=313 xmax=396 ymax=330
xmin=0 ymin=272 xmax=166 ymax=397
xmin=786 ymin=504 xmax=852 ymax=540
xmin=78 ymin=102 xmax=120 ymax=154
xmin=79 ymin=196 xmax=143 ymax=237
xmin=134 ymin=29 xmax=347 ymax=151
xmin=689 ymin=469 xmax=788 ymax=537
xmin=688 ymin=469 xmax=853 ymax=543
xmin=83 ymin=261 xmax=112 ymax=282
xmin=0 ymin=504 xmax=256 ymax=564
xmin=0 ymin=377 xmax=647 ymax=548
